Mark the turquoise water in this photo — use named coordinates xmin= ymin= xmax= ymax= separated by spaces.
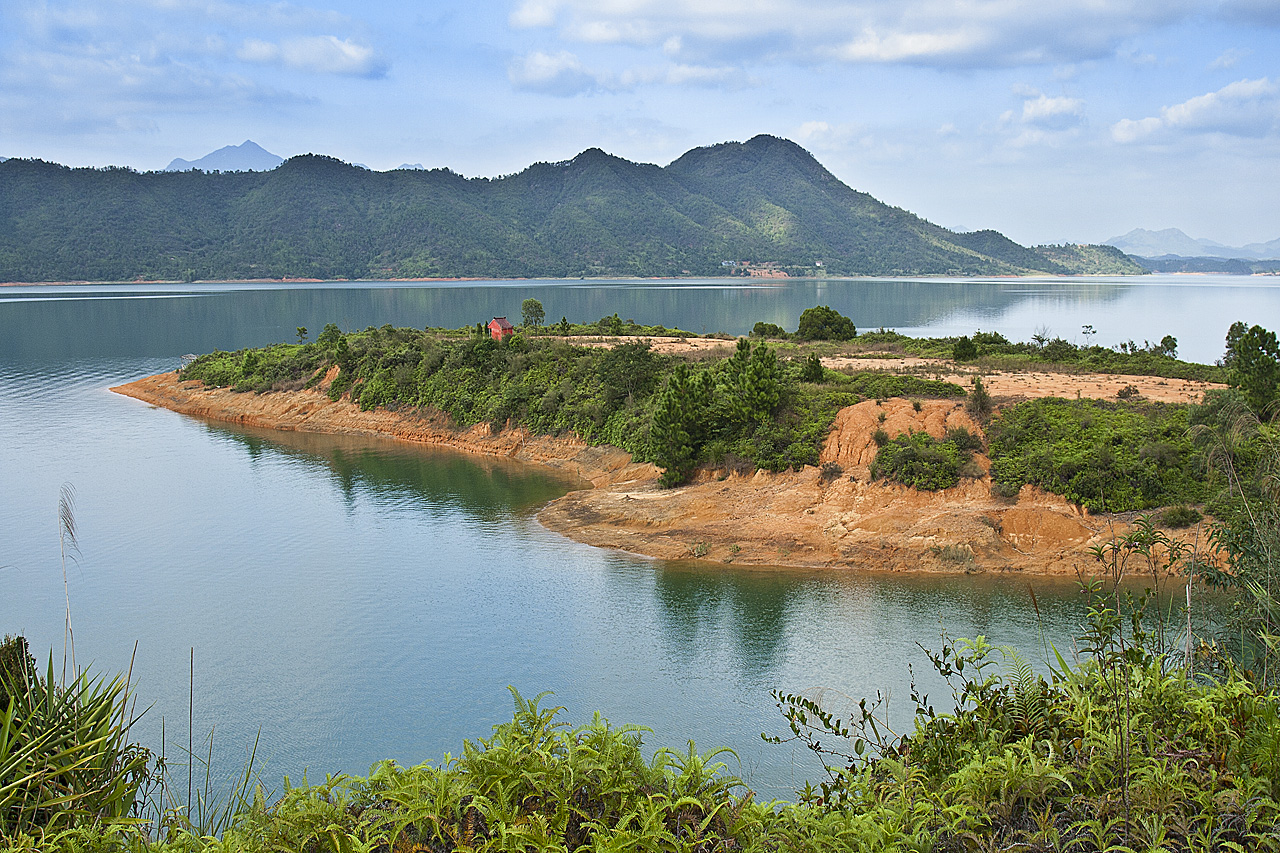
xmin=1 ymin=275 xmax=1257 ymax=799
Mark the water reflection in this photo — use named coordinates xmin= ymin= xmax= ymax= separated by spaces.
xmin=651 ymin=567 xmax=792 ymax=682
xmin=205 ymin=424 xmax=579 ymax=521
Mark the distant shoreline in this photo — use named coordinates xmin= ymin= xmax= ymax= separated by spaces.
xmin=12 ymin=271 xmax=1244 ymax=289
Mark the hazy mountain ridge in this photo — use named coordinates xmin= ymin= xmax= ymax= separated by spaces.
xmin=1107 ymin=227 xmax=1280 ymax=260
xmin=164 ymin=140 xmax=284 ymax=173
xmin=0 ymin=136 xmax=1145 ymax=282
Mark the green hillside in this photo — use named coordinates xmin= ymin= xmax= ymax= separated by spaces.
xmin=0 ymin=135 xmax=1144 ymax=282
xmin=1033 ymin=242 xmax=1148 ymax=274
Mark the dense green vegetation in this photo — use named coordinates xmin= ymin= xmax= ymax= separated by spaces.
xmin=1192 ymin=391 xmax=1280 ymax=683
xmin=1032 ymin=242 xmax=1149 ymax=274
xmin=871 ymin=427 xmax=984 ymax=491
xmin=854 ymin=328 xmax=1228 ymax=383
xmin=795 ymin=305 xmax=857 ymax=341
xmin=0 ymin=636 xmax=153 ymax=840
xmin=1137 ymin=256 xmax=1280 ymax=275
xmin=179 ymin=318 xmax=1277 ymax=512
xmin=179 ymin=322 xmax=967 ymax=486
xmin=985 ymin=398 xmax=1202 ymax=512
xmin=0 ymin=136 xmax=1141 ymax=282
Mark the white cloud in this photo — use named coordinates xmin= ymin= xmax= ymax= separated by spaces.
xmin=239 ymin=35 xmax=385 ymax=77
xmin=510 ymin=0 xmax=557 ymax=28
xmin=0 ymin=0 xmax=384 ymax=146
xmin=1021 ymin=94 xmax=1084 ymax=126
xmin=237 ymin=39 xmax=280 ymax=64
xmin=1112 ymin=77 xmax=1280 ymax=142
xmin=661 ymin=63 xmax=741 ymax=86
xmin=1210 ymin=48 xmax=1251 ymax=70
xmin=508 ymin=51 xmax=599 ymax=95
xmin=506 ymin=0 xmax=1200 ymax=68
xmin=792 ymin=120 xmax=880 ymax=153
xmin=796 ymin=120 xmax=832 ymax=141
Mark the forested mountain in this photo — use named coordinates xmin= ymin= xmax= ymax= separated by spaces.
xmin=0 ymin=135 xmax=1143 ymax=282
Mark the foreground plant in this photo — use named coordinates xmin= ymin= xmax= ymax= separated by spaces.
xmin=0 ymin=637 xmax=153 ymax=841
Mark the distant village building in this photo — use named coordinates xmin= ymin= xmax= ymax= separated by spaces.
xmin=488 ymin=317 xmax=515 ymax=341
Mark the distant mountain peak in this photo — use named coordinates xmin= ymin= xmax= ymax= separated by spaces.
xmin=164 ymin=140 xmax=284 ymax=173
xmin=1106 ymin=227 xmax=1280 ymax=260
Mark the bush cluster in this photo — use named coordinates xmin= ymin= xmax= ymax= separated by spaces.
xmin=986 ymin=397 xmax=1202 ymax=512
xmin=870 ymin=427 xmax=984 ymax=491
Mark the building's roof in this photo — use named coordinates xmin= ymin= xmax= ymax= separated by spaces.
xmin=489 ymin=317 xmax=514 ymax=330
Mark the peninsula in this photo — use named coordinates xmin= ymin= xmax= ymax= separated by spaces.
xmin=112 ymin=319 xmax=1227 ymax=575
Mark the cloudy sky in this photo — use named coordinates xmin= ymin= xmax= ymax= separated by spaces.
xmin=1 ymin=0 xmax=1277 ymax=246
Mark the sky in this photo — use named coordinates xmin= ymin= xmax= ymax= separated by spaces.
xmin=1 ymin=0 xmax=1277 ymax=247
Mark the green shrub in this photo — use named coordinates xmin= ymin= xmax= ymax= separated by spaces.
xmin=0 ymin=648 xmax=154 ymax=838
xmin=871 ymin=431 xmax=964 ymax=490
xmin=952 ymin=335 xmax=977 ymax=361
xmin=965 ymin=375 xmax=992 ymax=420
xmin=798 ymin=352 xmax=823 ymax=382
xmin=751 ymin=321 xmax=788 ymax=339
xmin=796 ymin=305 xmax=856 ymax=341
xmin=839 ymin=372 xmax=965 ymax=399
xmin=1157 ymin=504 xmax=1202 ymax=528
xmin=986 ymin=397 xmax=1202 ymax=512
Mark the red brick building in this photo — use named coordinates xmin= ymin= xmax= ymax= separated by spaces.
xmin=487 ymin=317 xmax=515 ymax=341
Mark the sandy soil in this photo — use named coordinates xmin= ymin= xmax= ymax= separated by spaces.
xmin=560 ymin=339 xmax=1223 ymax=404
xmin=112 ymin=366 xmax=1207 ymax=576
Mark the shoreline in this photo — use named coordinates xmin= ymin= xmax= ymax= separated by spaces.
xmin=2 ymin=271 xmax=1180 ymax=288
xmin=111 ymin=372 xmax=1204 ymax=576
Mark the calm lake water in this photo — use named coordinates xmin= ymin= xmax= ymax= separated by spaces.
xmin=1 ymin=274 xmax=1271 ymax=799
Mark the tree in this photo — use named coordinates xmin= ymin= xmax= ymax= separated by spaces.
xmin=751 ymin=321 xmax=788 ymax=339
xmin=296 ymin=326 xmax=308 ymax=344
xmin=650 ymin=363 xmax=712 ymax=487
xmin=740 ymin=343 xmax=781 ymax=422
xmin=796 ymin=306 xmax=856 ymax=341
xmin=799 ymin=352 xmax=823 ymax=383
xmin=1227 ymin=324 xmax=1280 ymax=413
xmin=597 ymin=341 xmax=662 ymax=406
xmin=1223 ymin=320 xmax=1248 ymax=367
xmin=521 ymin=298 xmax=545 ymax=330
xmin=721 ymin=340 xmax=781 ymax=424
xmin=952 ymin=335 xmax=978 ymax=362
xmin=966 ymin=375 xmax=992 ymax=421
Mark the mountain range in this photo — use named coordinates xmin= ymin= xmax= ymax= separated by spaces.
xmin=1106 ymin=227 xmax=1280 ymax=260
xmin=0 ymin=135 xmax=1144 ymax=282
xmin=164 ymin=140 xmax=284 ymax=173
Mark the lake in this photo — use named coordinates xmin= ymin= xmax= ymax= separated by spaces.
xmin=0 ymin=274 xmax=1266 ymax=800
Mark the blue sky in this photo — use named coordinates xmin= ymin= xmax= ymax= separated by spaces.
xmin=1 ymin=0 xmax=1277 ymax=246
